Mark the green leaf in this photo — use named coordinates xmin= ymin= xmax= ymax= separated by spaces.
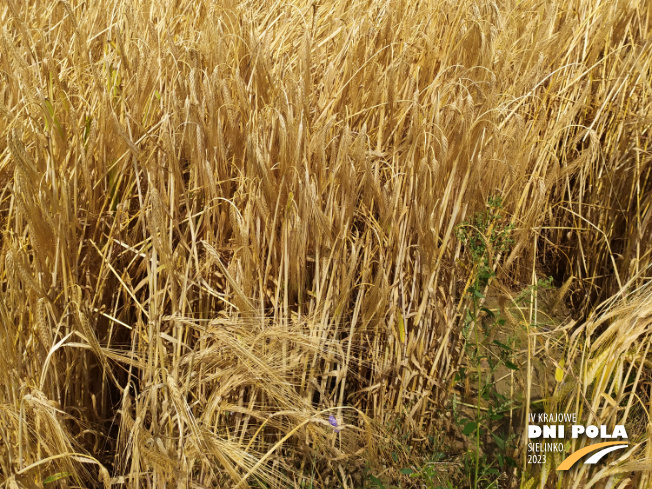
xmin=492 ymin=339 xmax=511 ymax=350
xmin=505 ymin=360 xmax=519 ymax=370
xmin=480 ymin=306 xmax=495 ymax=318
xmin=83 ymin=116 xmax=93 ymax=144
xmin=492 ymin=432 xmax=506 ymax=450
xmin=43 ymin=472 xmax=71 ymax=484
xmin=455 ymin=367 xmax=466 ymax=381
xmin=43 ymin=99 xmax=64 ymax=138
xmin=399 ymin=468 xmax=414 ymax=475
xmin=462 ymin=421 xmax=477 ymax=436
xmin=494 ymin=392 xmax=508 ymax=403
xmin=369 ymin=475 xmax=384 ymax=489
xmin=465 ymin=309 xmax=474 ymax=323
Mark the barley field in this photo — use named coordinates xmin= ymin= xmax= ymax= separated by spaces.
xmin=1 ymin=0 xmax=651 ymax=488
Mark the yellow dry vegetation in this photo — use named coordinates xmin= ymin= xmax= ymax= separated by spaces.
xmin=0 ymin=0 xmax=651 ymax=487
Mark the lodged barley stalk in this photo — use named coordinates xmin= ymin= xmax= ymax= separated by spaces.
xmin=0 ymin=0 xmax=651 ymax=488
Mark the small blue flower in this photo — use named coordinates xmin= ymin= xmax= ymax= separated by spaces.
xmin=328 ymin=415 xmax=340 ymax=433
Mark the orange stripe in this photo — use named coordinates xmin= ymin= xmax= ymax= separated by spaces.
xmin=556 ymin=441 xmax=628 ymax=470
